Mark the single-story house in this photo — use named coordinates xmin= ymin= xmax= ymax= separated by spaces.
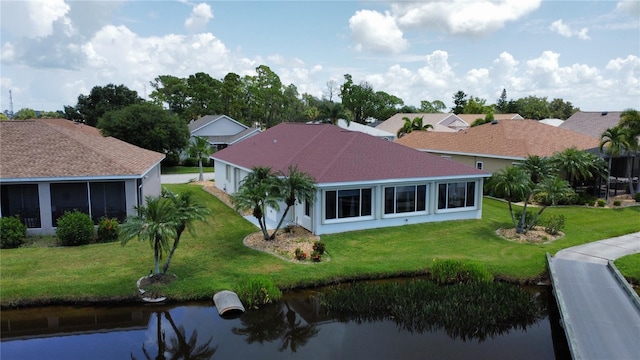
xmin=212 ymin=123 xmax=489 ymax=235
xmin=188 ymin=115 xmax=261 ymax=151
xmin=0 ymin=118 xmax=165 ymax=235
xmin=375 ymin=113 xmax=470 ymax=139
xmin=395 ymin=119 xmax=600 ymax=174
xmin=456 ymin=113 xmax=524 ymax=125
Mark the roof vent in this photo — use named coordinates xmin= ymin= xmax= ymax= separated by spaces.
xmin=601 ymin=112 xmax=608 ymax=116
xmin=491 ymin=120 xmax=499 ymax=125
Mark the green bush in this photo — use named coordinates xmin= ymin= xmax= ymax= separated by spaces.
xmin=0 ymin=216 xmax=27 ymax=249
xmin=514 ymin=209 xmax=538 ymax=229
xmin=96 ymin=217 xmax=119 ymax=243
xmin=636 ymin=193 xmax=640 ymax=202
xmin=294 ymin=248 xmax=307 ymax=260
xmin=236 ymin=276 xmax=282 ymax=309
xmin=312 ymin=241 xmax=326 ymax=255
xmin=613 ymin=200 xmax=622 ymax=207
xmin=597 ymin=199 xmax=606 ymax=207
xmin=56 ymin=210 xmax=95 ymax=246
xmin=542 ymin=214 xmax=565 ymax=235
xmin=181 ymin=157 xmax=198 ymax=167
xmin=311 ymin=251 xmax=322 ymax=262
xmin=430 ymin=259 xmax=493 ymax=284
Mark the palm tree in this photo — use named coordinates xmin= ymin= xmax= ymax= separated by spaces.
xmin=188 ymin=136 xmax=214 ymax=181
xmin=164 ymin=312 xmax=217 ymax=359
xmin=269 ymin=165 xmax=317 ymax=240
xmin=618 ymin=109 xmax=640 ymax=194
xmin=600 ymin=126 xmax=632 ymax=201
xmin=486 ymin=166 xmax=532 ymax=233
xmin=120 ymin=196 xmax=178 ymax=275
xmin=397 ymin=116 xmax=433 ymax=138
xmin=520 ymin=155 xmax=555 ymax=184
xmin=526 ymin=176 xmax=574 ymax=232
xmin=318 ymin=102 xmax=350 ymax=126
xmin=231 ymin=166 xmax=282 ymax=240
xmin=161 ymin=189 xmax=210 ymax=274
xmin=551 ymin=147 xmax=596 ymax=187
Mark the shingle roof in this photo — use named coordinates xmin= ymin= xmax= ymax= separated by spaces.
xmin=395 ymin=119 xmax=600 ymax=159
xmin=559 ymin=111 xmax=622 ymax=139
xmin=188 ymin=114 xmax=248 ymax=133
xmin=212 ymin=123 xmax=487 ymax=184
xmin=456 ymin=113 xmax=523 ymax=123
xmin=0 ymin=118 xmax=165 ymax=180
xmin=375 ymin=113 xmax=466 ymax=135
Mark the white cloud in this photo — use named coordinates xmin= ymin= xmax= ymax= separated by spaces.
xmin=185 ymin=3 xmax=214 ymax=32
xmin=549 ymin=19 xmax=590 ymax=40
xmin=391 ymin=0 xmax=541 ymax=36
xmin=0 ymin=0 xmax=70 ymax=39
xmin=616 ymin=0 xmax=640 ymax=17
xmin=349 ymin=10 xmax=408 ymax=54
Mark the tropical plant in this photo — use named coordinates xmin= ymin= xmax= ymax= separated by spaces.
xmin=161 ymin=188 xmax=210 ymax=273
xmin=618 ymin=108 xmax=640 ymax=194
xmin=486 ymin=166 xmax=532 ymax=232
xmin=56 ymin=210 xmax=95 ymax=246
xmin=231 ymin=166 xmax=282 ymax=240
xmin=318 ymin=101 xmax=350 ymax=126
xmin=520 ymin=155 xmax=555 ymax=184
xmin=120 ymin=196 xmax=178 ymax=275
xmin=600 ymin=126 xmax=633 ymax=201
xmin=551 ymin=147 xmax=598 ymax=187
xmin=96 ymin=217 xmax=119 ymax=243
xmin=188 ymin=136 xmax=214 ymax=181
xmin=525 ymin=177 xmax=574 ymax=232
xmin=397 ymin=116 xmax=433 ymax=138
xmin=269 ymin=165 xmax=317 ymax=240
xmin=0 ymin=216 xmax=27 ymax=249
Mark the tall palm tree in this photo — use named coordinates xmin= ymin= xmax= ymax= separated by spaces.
xmin=486 ymin=166 xmax=532 ymax=233
xmin=270 ymin=165 xmax=317 ymax=240
xmin=231 ymin=166 xmax=282 ymax=240
xmin=188 ymin=136 xmax=214 ymax=181
xmin=161 ymin=189 xmax=210 ymax=273
xmin=397 ymin=116 xmax=433 ymax=138
xmin=551 ymin=147 xmax=595 ymax=187
xmin=120 ymin=196 xmax=178 ymax=275
xmin=319 ymin=102 xmax=350 ymax=126
xmin=520 ymin=155 xmax=555 ymax=184
xmin=600 ymin=126 xmax=632 ymax=201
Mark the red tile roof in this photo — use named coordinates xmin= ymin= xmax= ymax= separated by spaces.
xmin=1 ymin=118 xmax=165 ymax=180
xmin=212 ymin=123 xmax=487 ymax=183
xmin=395 ymin=119 xmax=600 ymax=158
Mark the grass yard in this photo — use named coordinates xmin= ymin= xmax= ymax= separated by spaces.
xmin=161 ymin=166 xmax=214 ymax=174
xmin=1 ymin=184 xmax=639 ymax=308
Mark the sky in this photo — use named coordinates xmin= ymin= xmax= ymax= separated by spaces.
xmin=1 ymin=0 xmax=639 ymax=115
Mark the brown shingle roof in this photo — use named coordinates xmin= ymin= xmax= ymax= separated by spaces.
xmin=395 ymin=119 xmax=600 ymax=159
xmin=456 ymin=113 xmax=523 ymax=123
xmin=559 ymin=111 xmax=622 ymax=139
xmin=0 ymin=118 xmax=165 ymax=180
xmin=212 ymin=123 xmax=487 ymax=183
xmin=375 ymin=113 xmax=466 ymax=134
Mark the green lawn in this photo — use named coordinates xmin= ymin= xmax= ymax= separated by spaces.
xmin=1 ymin=184 xmax=639 ymax=308
xmin=161 ymin=166 xmax=214 ymax=174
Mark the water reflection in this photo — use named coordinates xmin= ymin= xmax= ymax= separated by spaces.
xmin=1 ymin=285 xmax=568 ymax=360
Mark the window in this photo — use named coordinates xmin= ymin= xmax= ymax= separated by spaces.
xmin=476 ymin=161 xmax=483 ymax=170
xmin=384 ymin=185 xmax=427 ymax=214
xmin=304 ymin=199 xmax=310 ymax=216
xmin=225 ymin=165 xmax=231 ymax=181
xmin=50 ymin=183 xmax=89 ymax=226
xmin=437 ymin=182 xmax=476 ymax=210
xmin=90 ymin=182 xmax=126 ymax=223
xmin=325 ymin=188 xmax=372 ymax=220
xmin=0 ymin=184 xmax=41 ymax=228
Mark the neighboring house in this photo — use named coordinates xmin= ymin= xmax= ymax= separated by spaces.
xmin=539 ymin=118 xmax=564 ymax=127
xmin=188 ymin=115 xmax=261 ymax=151
xmin=375 ymin=113 xmax=470 ymax=138
xmin=395 ymin=119 xmax=600 ymax=174
xmin=456 ymin=113 xmax=524 ymax=125
xmin=212 ymin=123 xmax=488 ymax=235
xmin=335 ymin=119 xmax=394 ymax=141
xmin=0 ymin=118 xmax=165 ymax=235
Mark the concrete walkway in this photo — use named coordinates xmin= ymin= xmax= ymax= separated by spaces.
xmin=554 ymin=231 xmax=640 ymax=264
xmin=161 ymin=172 xmax=214 ymax=184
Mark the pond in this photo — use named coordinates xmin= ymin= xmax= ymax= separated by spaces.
xmin=1 ymin=284 xmax=571 ymax=359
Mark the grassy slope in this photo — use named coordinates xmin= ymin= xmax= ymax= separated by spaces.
xmin=1 ymin=184 xmax=639 ymax=307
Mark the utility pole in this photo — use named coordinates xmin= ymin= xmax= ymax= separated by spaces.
xmin=9 ymin=89 xmax=14 ymax=118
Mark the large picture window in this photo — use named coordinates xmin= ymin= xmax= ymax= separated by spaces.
xmin=325 ymin=188 xmax=372 ymax=220
xmin=384 ymin=185 xmax=426 ymax=214
xmin=50 ymin=183 xmax=89 ymax=226
xmin=438 ymin=182 xmax=476 ymax=210
xmin=0 ymin=184 xmax=41 ymax=228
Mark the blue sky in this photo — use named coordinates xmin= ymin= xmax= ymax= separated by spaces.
xmin=1 ymin=0 xmax=639 ymax=115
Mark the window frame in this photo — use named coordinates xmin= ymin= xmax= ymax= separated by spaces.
xmin=323 ymin=187 xmax=374 ymax=223
xmin=437 ymin=181 xmax=477 ymax=211
xmin=383 ymin=184 xmax=428 ymax=217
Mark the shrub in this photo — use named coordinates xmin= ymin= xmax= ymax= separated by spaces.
xmin=294 ymin=248 xmax=307 ymax=260
xmin=514 ymin=209 xmax=538 ymax=229
xmin=636 ymin=193 xmax=640 ymax=203
xmin=430 ymin=259 xmax=493 ymax=284
xmin=613 ymin=200 xmax=622 ymax=207
xmin=312 ymin=241 xmax=326 ymax=255
xmin=0 ymin=216 xmax=27 ymax=249
xmin=96 ymin=217 xmax=119 ymax=243
xmin=597 ymin=199 xmax=606 ymax=207
xmin=161 ymin=152 xmax=180 ymax=167
xmin=182 ymin=157 xmax=198 ymax=167
xmin=56 ymin=210 xmax=95 ymax=246
xmin=575 ymin=192 xmax=597 ymax=206
xmin=236 ymin=276 xmax=282 ymax=309
xmin=311 ymin=251 xmax=322 ymax=262
xmin=542 ymin=214 xmax=565 ymax=235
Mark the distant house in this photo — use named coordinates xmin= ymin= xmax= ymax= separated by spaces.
xmin=188 ymin=115 xmax=261 ymax=151
xmin=395 ymin=119 xmax=600 ymax=174
xmin=375 ymin=113 xmax=470 ymax=139
xmin=212 ymin=123 xmax=488 ymax=235
xmin=0 ymin=119 xmax=165 ymax=235
xmin=456 ymin=113 xmax=524 ymax=125
xmin=334 ymin=119 xmax=395 ymax=141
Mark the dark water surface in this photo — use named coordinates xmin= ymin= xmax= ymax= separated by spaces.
xmin=1 ymin=285 xmax=570 ymax=359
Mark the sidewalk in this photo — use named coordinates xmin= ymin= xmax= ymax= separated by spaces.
xmin=554 ymin=232 xmax=640 ymax=264
xmin=161 ymin=172 xmax=214 ymax=184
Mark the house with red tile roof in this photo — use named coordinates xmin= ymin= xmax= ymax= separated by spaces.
xmin=395 ymin=119 xmax=600 ymax=174
xmin=212 ymin=123 xmax=488 ymax=235
xmin=0 ymin=118 xmax=165 ymax=235
xmin=188 ymin=115 xmax=261 ymax=151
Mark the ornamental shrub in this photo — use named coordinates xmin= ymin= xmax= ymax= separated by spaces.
xmin=613 ymin=200 xmax=622 ymax=207
xmin=636 ymin=193 xmax=640 ymax=203
xmin=597 ymin=199 xmax=606 ymax=207
xmin=182 ymin=157 xmax=198 ymax=167
xmin=311 ymin=251 xmax=322 ymax=262
xmin=542 ymin=214 xmax=565 ymax=235
xmin=312 ymin=241 xmax=326 ymax=255
xmin=56 ymin=210 xmax=95 ymax=246
xmin=96 ymin=217 xmax=119 ymax=243
xmin=0 ymin=216 xmax=27 ymax=249
xmin=294 ymin=248 xmax=307 ymax=260
xmin=236 ymin=276 xmax=282 ymax=309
